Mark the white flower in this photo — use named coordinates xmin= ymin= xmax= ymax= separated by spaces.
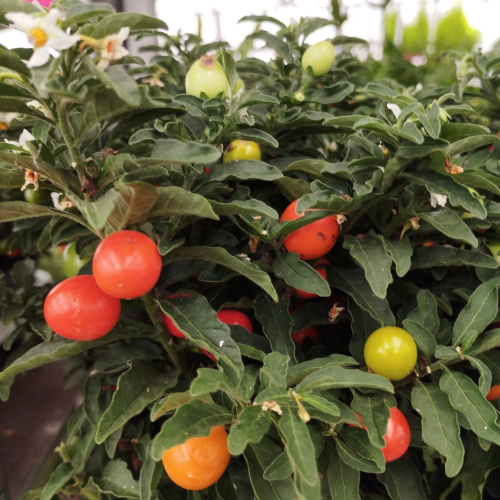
xmin=0 ymin=113 xmax=19 ymax=130
xmin=4 ymin=129 xmax=35 ymax=150
xmin=5 ymin=9 xmax=79 ymax=68
xmin=97 ymin=27 xmax=130 ymax=69
xmin=387 ymin=103 xmax=401 ymax=118
xmin=430 ymin=193 xmax=447 ymax=208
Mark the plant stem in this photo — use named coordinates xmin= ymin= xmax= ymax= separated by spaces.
xmin=57 ymin=100 xmax=86 ymax=188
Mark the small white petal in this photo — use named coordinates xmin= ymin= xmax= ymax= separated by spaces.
xmin=27 ymin=46 xmax=51 ymax=67
xmin=5 ymin=12 xmax=39 ymax=31
xmin=387 ymin=103 xmax=401 ymax=118
xmin=48 ymin=31 xmax=79 ymax=50
xmin=430 ymin=193 xmax=447 ymax=208
xmin=117 ymin=27 xmax=130 ymax=41
xmin=19 ymin=129 xmax=35 ymax=149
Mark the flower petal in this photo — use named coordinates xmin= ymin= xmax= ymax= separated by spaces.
xmin=27 ymin=46 xmax=51 ymax=68
xmin=5 ymin=12 xmax=38 ymax=31
xmin=48 ymin=31 xmax=80 ymax=50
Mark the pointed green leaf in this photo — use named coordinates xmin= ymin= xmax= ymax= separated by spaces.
xmin=254 ymin=296 xmax=296 ymax=363
xmin=343 ymin=235 xmax=393 ymax=299
xmin=151 ymin=400 xmax=232 ymax=460
xmin=440 ymin=370 xmax=500 ymax=445
xmin=378 ymin=455 xmax=427 ymax=500
xmin=228 ymin=406 xmax=272 ymax=455
xmin=96 ymin=361 xmax=179 ymax=444
xmin=411 ymin=383 xmax=464 ymax=477
xmin=327 ymin=444 xmax=361 ymax=500
xmin=273 ymin=252 xmax=330 ymax=297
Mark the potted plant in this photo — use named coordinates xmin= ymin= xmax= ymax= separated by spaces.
xmin=1 ymin=1 xmax=500 ymax=499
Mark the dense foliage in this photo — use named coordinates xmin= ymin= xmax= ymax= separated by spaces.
xmin=1 ymin=1 xmax=500 ymax=499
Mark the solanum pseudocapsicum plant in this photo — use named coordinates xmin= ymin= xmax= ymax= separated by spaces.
xmin=2 ymin=1 xmax=500 ymax=498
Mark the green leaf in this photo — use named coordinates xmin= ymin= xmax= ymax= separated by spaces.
xmin=221 ymin=49 xmax=239 ymax=94
xmin=62 ymin=3 xmax=115 ymax=27
xmin=453 ymin=278 xmax=500 ymax=347
xmin=296 ymin=366 xmax=394 ymax=393
xmin=86 ymin=58 xmax=140 ymax=106
xmin=279 ymin=405 xmax=318 ymax=486
xmin=0 ymin=332 xmax=134 ymax=383
xmin=158 ymin=294 xmax=244 ymax=381
xmin=379 ymin=236 xmax=413 ymax=278
xmin=286 ymin=355 xmax=358 ymax=387
xmin=260 ymin=352 xmax=289 ymax=389
xmin=207 ymin=161 xmax=283 ymax=182
xmin=228 ymin=406 xmax=272 ymax=455
xmin=238 ymin=91 xmax=280 ymax=109
xmin=411 ymin=246 xmax=498 ymax=270
xmin=244 ymin=438 xmax=296 ymax=500
xmin=151 ymin=400 xmax=232 ymax=460
xmin=460 ymin=437 xmax=500 ymax=500
xmin=335 ymin=427 xmax=385 ymax=474
xmin=263 ymin=452 xmax=293 ymax=481
xmin=343 ymin=235 xmax=393 ymax=299
xmin=439 ymin=369 xmax=500 ymax=445
xmin=414 ymin=101 xmax=441 ymax=139
xmin=40 ymin=462 xmax=74 ymax=500
xmin=0 ymin=46 xmax=30 ymax=76
xmin=466 ymin=356 xmax=493 ymax=396
xmin=418 ymin=207 xmax=478 ymax=247
xmin=92 ymin=12 xmax=167 ymax=38
xmin=446 ymin=134 xmax=499 ymax=156
xmin=411 ymin=383 xmax=464 ymax=477
xmin=246 ymin=31 xmax=291 ymax=61
xmin=351 ymin=392 xmax=392 ymax=449
xmin=404 ymin=170 xmax=487 ymax=219
xmin=103 ymin=182 xmax=159 ymax=234
xmin=143 ymin=138 xmax=221 ymax=165
xmin=327 ymin=267 xmax=396 ymax=327
xmin=440 ymin=123 xmax=491 ymax=142
xmin=225 ymin=128 xmax=279 ymax=148
xmin=401 ymin=290 xmax=439 ymax=359
xmin=96 ymin=361 xmax=178 ymax=444
xmin=273 ymin=253 xmax=330 ymax=297
xmin=150 ymin=391 xmax=213 ymax=421
xmin=87 ymin=460 xmax=139 ymax=499
xmin=210 ymin=198 xmax=279 ymax=219
xmin=327 ymin=444 xmax=361 ymax=500
xmin=308 ymin=82 xmax=354 ymax=105
xmin=149 ymin=186 xmax=218 ymax=220
xmin=164 ymin=247 xmax=277 ymax=301
xmin=300 ymin=394 xmax=340 ymax=416
xmin=454 ymin=170 xmax=500 ymax=196
xmin=139 ymin=441 xmax=162 ymax=500
xmin=253 ymin=296 xmax=297 ymax=364
xmin=378 ymin=455 xmax=427 ymax=500
xmin=69 ymin=189 xmax=120 ymax=232
xmin=190 ymin=368 xmax=238 ymax=398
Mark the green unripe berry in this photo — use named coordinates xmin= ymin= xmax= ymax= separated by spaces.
xmin=185 ymin=55 xmax=228 ymax=99
xmin=301 ymin=41 xmax=335 ymax=77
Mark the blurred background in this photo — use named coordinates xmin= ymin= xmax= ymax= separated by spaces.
xmin=3 ymin=0 xmax=499 ymax=61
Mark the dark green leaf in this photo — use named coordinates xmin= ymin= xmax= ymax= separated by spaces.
xmin=151 ymin=400 xmax=232 ymax=459
xmin=343 ymin=235 xmax=393 ymax=299
xmin=164 ymin=247 xmax=277 ymax=301
xmin=418 ymin=207 xmax=478 ymax=247
xmin=440 ymin=369 xmax=500 ymax=445
xmin=207 ymin=161 xmax=283 ymax=182
xmin=96 ymin=361 xmax=178 ymax=444
xmin=87 ymin=460 xmax=139 ymax=499
xmin=143 ymin=139 xmax=221 ymax=166
xmin=411 ymin=246 xmax=498 ymax=270
xmin=228 ymin=406 xmax=272 ymax=455
xmin=253 ymin=296 xmax=296 ymax=363
xmin=378 ymin=455 xmax=427 ymax=500
xmin=92 ymin=12 xmax=167 ymax=38
xmin=273 ymin=252 xmax=330 ymax=297
xmin=260 ymin=352 xmax=289 ymax=389
xmin=411 ymin=383 xmax=464 ymax=477
xmin=327 ymin=444 xmax=361 ymax=500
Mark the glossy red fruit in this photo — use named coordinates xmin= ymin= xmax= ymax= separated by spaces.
xmin=292 ymin=325 xmax=320 ymax=346
xmin=296 ymin=258 xmax=330 ymax=299
xmin=162 ymin=294 xmax=194 ymax=339
xmin=44 ymin=275 xmax=121 ymax=341
xmin=217 ymin=309 xmax=253 ymax=332
xmin=351 ymin=407 xmax=410 ymax=462
xmin=382 ymin=407 xmax=411 ymax=462
xmin=486 ymin=385 xmax=500 ymax=402
xmin=202 ymin=348 xmax=217 ymax=362
xmin=280 ymin=200 xmax=339 ymax=260
xmin=93 ymin=230 xmax=162 ymax=299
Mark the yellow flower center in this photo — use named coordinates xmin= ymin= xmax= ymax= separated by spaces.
xmin=28 ymin=28 xmax=48 ymax=48
xmin=0 ymin=122 xmax=8 ymax=131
